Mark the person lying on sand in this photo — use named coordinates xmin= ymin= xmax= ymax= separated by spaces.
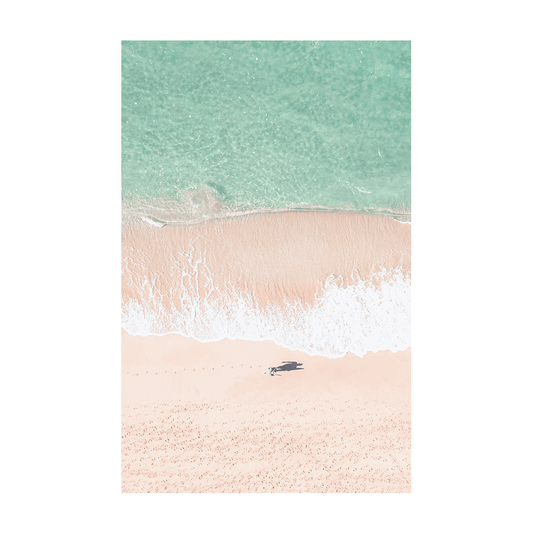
xmin=262 ymin=366 xmax=281 ymax=376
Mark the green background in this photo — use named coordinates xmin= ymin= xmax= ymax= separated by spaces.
xmin=2 ymin=2 xmax=531 ymax=532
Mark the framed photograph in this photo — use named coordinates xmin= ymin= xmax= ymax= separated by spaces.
xmin=101 ymin=19 xmax=431 ymax=514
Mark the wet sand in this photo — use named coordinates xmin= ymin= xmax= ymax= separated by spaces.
xmin=122 ymin=329 xmax=411 ymax=493
xmin=122 ymin=211 xmax=411 ymax=309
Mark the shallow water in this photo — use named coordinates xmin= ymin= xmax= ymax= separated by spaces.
xmin=122 ymin=41 xmax=410 ymax=222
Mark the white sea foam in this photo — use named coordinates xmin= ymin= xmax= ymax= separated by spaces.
xmin=140 ymin=216 xmax=167 ymax=227
xmin=121 ymin=267 xmax=410 ymax=359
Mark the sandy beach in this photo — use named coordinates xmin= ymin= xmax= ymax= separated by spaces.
xmin=122 ymin=212 xmax=410 ymax=310
xmin=122 ymin=329 xmax=411 ymax=492
xmin=121 ymin=211 xmax=411 ymax=492
xmin=122 ymin=212 xmax=410 ymax=357
xmin=119 ymin=39 xmax=412 ymax=495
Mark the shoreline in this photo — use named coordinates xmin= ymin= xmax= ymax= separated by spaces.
xmin=122 ymin=211 xmax=411 ymax=355
xmin=121 ymin=194 xmax=411 ymax=228
xmin=121 ymin=209 xmax=411 ymax=491
xmin=122 ymin=329 xmax=411 ymax=404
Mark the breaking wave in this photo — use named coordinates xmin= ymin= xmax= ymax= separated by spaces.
xmin=121 ymin=267 xmax=410 ymax=359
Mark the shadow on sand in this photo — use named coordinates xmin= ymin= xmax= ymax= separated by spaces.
xmin=272 ymin=361 xmax=304 ymax=373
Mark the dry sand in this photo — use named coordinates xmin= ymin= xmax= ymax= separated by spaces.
xmin=122 ymin=329 xmax=411 ymax=493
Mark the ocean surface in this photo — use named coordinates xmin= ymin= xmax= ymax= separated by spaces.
xmin=121 ymin=41 xmax=411 ymax=357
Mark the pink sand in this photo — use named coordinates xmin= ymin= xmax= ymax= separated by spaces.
xmin=122 ymin=212 xmax=411 ymax=309
xmin=122 ymin=211 xmax=411 ymax=492
xmin=122 ymin=330 xmax=411 ymax=493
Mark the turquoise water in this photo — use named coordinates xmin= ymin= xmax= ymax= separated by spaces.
xmin=122 ymin=41 xmax=410 ymax=218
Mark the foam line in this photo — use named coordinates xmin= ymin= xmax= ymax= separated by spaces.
xmin=121 ymin=268 xmax=410 ymax=359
